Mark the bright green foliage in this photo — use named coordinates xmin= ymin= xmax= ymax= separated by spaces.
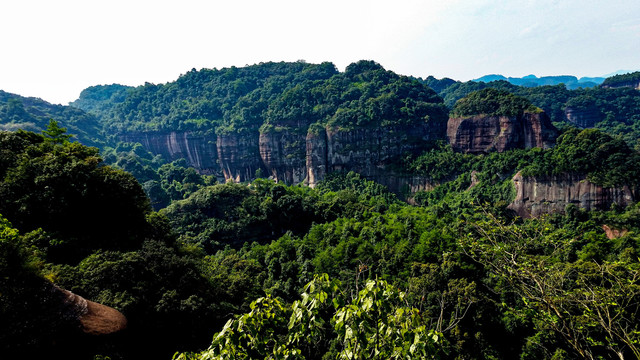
xmin=173 ymin=274 xmax=442 ymax=360
xmin=521 ymin=128 xmax=640 ymax=187
xmin=69 ymin=84 xmax=132 ymax=117
xmin=601 ymin=71 xmax=640 ymax=87
xmin=462 ymin=211 xmax=640 ymax=360
xmin=332 ymin=278 xmax=441 ymax=359
xmin=72 ymin=61 xmax=446 ymax=149
xmin=162 ymin=174 xmax=400 ymax=253
xmin=406 ymin=128 xmax=640 ymax=211
xmin=0 ymin=131 xmax=151 ymax=262
xmin=42 ymin=119 xmax=73 ymax=143
xmin=432 ymin=78 xmax=640 ymax=149
xmin=451 ymin=88 xmax=540 ymax=118
xmin=0 ymin=91 xmax=102 ymax=147
xmin=100 ymin=143 xmax=216 ymax=209
xmin=3 ymin=120 xmax=640 ymax=360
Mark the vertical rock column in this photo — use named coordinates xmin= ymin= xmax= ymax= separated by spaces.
xmin=305 ymin=128 xmax=328 ymax=187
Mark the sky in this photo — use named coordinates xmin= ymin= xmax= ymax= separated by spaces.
xmin=1 ymin=0 xmax=639 ymax=105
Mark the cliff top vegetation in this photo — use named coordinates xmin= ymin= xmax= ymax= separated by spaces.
xmin=450 ymin=88 xmax=541 ymax=118
xmin=601 ymin=71 xmax=640 ymax=87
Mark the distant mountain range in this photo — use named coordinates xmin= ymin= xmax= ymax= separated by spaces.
xmin=473 ymin=70 xmax=639 ymax=90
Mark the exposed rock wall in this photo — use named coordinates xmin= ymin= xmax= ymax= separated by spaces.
xmin=447 ymin=112 xmax=557 ymax=154
xmin=217 ymin=132 xmax=265 ymax=182
xmin=372 ymin=175 xmax=437 ymax=195
xmin=601 ymin=80 xmax=640 ymax=90
xmin=508 ymin=172 xmax=636 ymax=218
xmin=305 ymin=123 xmax=445 ymax=187
xmin=259 ymin=130 xmax=307 ymax=184
xmin=120 ymin=121 xmax=445 ymax=197
xmin=325 ymin=125 xmax=430 ymax=177
xmin=564 ymin=106 xmax=601 ymax=128
xmin=57 ymin=286 xmax=127 ymax=335
xmin=305 ymin=130 xmax=328 ymax=187
xmin=119 ymin=132 xmax=218 ymax=173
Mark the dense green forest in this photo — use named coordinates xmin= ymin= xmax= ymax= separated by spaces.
xmin=0 ymin=90 xmax=102 ymax=147
xmin=1 ymin=62 xmax=640 ymax=359
xmin=601 ymin=71 xmax=640 ymax=87
xmin=2 ymin=124 xmax=640 ymax=359
xmin=68 ymin=61 xmax=447 ymax=138
xmin=422 ymin=78 xmax=640 ymax=150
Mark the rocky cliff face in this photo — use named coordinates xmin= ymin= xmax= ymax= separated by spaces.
xmin=601 ymin=80 xmax=640 ymax=90
xmin=217 ymin=132 xmax=266 ymax=182
xmin=305 ymin=123 xmax=445 ymax=189
xmin=564 ymin=106 xmax=601 ymax=128
xmin=119 ymin=132 xmax=218 ymax=173
xmin=447 ymin=112 xmax=558 ymax=154
xmin=259 ymin=130 xmax=307 ymax=184
xmin=120 ymin=120 xmax=445 ymax=195
xmin=305 ymin=129 xmax=328 ymax=187
xmin=508 ymin=172 xmax=636 ymax=218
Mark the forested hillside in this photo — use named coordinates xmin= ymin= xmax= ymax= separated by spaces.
xmin=1 ymin=61 xmax=640 ymax=359
xmin=0 ymin=91 xmax=102 ymax=147
xmin=1 ymin=128 xmax=639 ymax=359
xmin=423 ymin=76 xmax=640 ymax=150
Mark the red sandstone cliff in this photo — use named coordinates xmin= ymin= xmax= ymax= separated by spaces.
xmin=447 ymin=112 xmax=557 ymax=154
xmin=507 ymin=172 xmax=635 ymax=218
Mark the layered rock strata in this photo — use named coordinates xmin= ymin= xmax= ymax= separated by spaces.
xmin=508 ymin=172 xmax=636 ymax=218
xmin=119 ymin=112 xmax=564 ymax=203
xmin=447 ymin=112 xmax=557 ymax=154
xmin=217 ymin=132 xmax=265 ymax=182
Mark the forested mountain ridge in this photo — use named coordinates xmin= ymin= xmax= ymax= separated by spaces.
xmin=473 ymin=73 xmax=604 ymax=89
xmin=3 ymin=61 xmax=640 ymax=212
xmin=75 ymin=61 xmax=451 ymax=190
xmin=2 ymin=128 xmax=640 ymax=359
xmin=423 ymin=73 xmax=640 ymax=149
xmin=1 ymin=61 xmax=640 ymax=359
xmin=601 ymin=71 xmax=640 ymax=90
xmin=0 ymin=90 xmax=102 ymax=147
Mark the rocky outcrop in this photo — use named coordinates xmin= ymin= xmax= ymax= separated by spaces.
xmin=119 ymin=131 xmax=218 ymax=173
xmin=447 ymin=112 xmax=557 ymax=154
xmin=217 ymin=132 xmax=265 ymax=182
xmin=119 ymin=120 xmax=446 ymax=197
xmin=372 ymin=175 xmax=438 ymax=195
xmin=508 ymin=172 xmax=636 ymax=218
xmin=259 ymin=130 xmax=307 ymax=184
xmin=601 ymin=79 xmax=640 ymax=90
xmin=12 ymin=281 xmax=128 ymax=357
xmin=602 ymin=225 xmax=629 ymax=240
xmin=564 ymin=106 xmax=601 ymax=128
xmin=306 ymin=123 xmax=445 ymax=188
xmin=305 ymin=129 xmax=329 ymax=187
xmin=57 ymin=286 xmax=127 ymax=335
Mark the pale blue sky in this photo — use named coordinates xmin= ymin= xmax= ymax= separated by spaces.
xmin=1 ymin=0 xmax=638 ymax=105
